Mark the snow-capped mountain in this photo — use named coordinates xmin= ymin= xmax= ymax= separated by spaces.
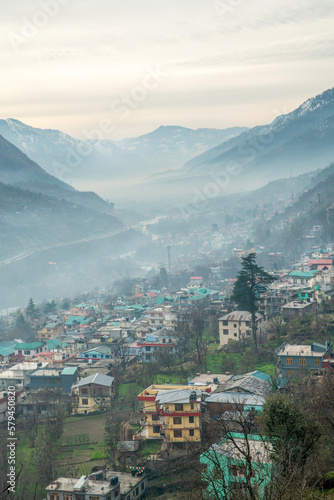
xmin=150 ymin=87 xmax=334 ymax=199
xmin=0 ymin=120 xmax=247 ymax=185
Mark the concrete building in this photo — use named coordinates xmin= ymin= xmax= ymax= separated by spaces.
xmin=200 ymin=433 xmax=273 ymax=499
xmin=27 ymin=366 xmax=78 ymax=393
xmin=219 ymin=311 xmax=265 ymax=347
xmin=276 ymin=341 xmax=332 ymax=378
xmin=71 ymin=373 xmax=114 ymax=414
xmin=282 ymin=300 xmax=317 ymax=319
xmin=137 ymin=384 xmax=209 ymax=445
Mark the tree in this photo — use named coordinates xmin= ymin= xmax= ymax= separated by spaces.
xmin=231 ymin=253 xmax=276 ymax=351
xmin=261 ymin=392 xmax=320 ymax=499
xmin=25 ymin=297 xmax=39 ymax=320
xmin=43 ymin=300 xmax=57 ymax=315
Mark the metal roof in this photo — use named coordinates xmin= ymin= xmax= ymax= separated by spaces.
xmin=205 ymin=391 xmax=265 ymax=406
xmin=61 ymin=367 xmax=78 ymax=375
xmin=72 ymin=373 xmax=114 ymax=388
xmin=156 ymin=388 xmax=202 ymax=404
xmin=219 ymin=311 xmax=263 ymax=322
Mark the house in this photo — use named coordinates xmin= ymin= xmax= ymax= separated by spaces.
xmin=0 ymin=341 xmax=17 ymax=364
xmin=76 ymin=344 xmax=116 ymax=363
xmin=205 ymin=392 xmax=265 ymax=419
xmin=219 ymin=311 xmax=265 ymax=347
xmin=137 ymin=333 xmax=176 ymax=362
xmin=64 ymin=303 xmax=96 ymax=321
xmin=37 ymin=322 xmax=65 ymax=341
xmin=146 ymin=306 xmax=177 ymax=330
xmin=71 ymin=372 xmax=114 ymax=414
xmin=307 ymin=258 xmax=333 ymax=271
xmin=282 ymin=300 xmax=317 ymax=319
xmin=26 ymin=366 xmax=78 ymax=393
xmin=46 ymin=470 xmax=147 ymax=500
xmin=289 ymin=271 xmax=315 ymax=285
xmin=137 ymin=384 xmax=209 ymax=445
xmin=0 ymin=389 xmax=25 ymax=423
xmin=14 ymin=341 xmax=47 ymax=358
xmin=214 ymin=371 xmax=272 ymax=398
xmin=0 ymin=361 xmax=49 ymax=389
xmin=275 ymin=341 xmax=332 ymax=378
xmin=200 ymin=433 xmax=273 ymax=499
xmin=45 ymin=475 xmax=120 ymax=500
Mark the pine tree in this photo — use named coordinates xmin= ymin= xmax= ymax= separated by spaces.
xmin=25 ymin=297 xmax=39 ymax=320
xmin=231 ymin=253 xmax=276 ymax=351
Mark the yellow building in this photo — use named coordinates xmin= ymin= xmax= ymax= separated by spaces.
xmin=137 ymin=384 xmax=208 ymax=444
xmin=37 ymin=323 xmax=64 ymax=341
xmin=219 ymin=311 xmax=264 ymax=347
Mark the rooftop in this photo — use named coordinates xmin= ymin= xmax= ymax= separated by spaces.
xmin=219 ymin=311 xmax=263 ymax=322
xmin=72 ymin=373 xmax=114 ymax=389
xmin=46 ymin=477 xmax=114 ymax=495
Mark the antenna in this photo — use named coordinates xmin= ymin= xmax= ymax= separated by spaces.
xmin=167 ymin=245 xmax=171 ymax=274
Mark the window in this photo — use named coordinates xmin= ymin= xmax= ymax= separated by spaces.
xmin=190 ymin=403 xmax=194 ymax=410
xmin=56 ymin=378 xmax=61 ymax=384
xmin=136 ymin=487 xmax=139 ymax=495
xmin=152 ymin=414 xmax=159 ymax=421
xmin=92 ymin=354 xmax=97 ymax=358
xmin=174 ymin=429 xmax=182 ymax=438
xmin=64 ymin=495 xmax=73 ymax=500
xmin=153 ymin=426 xmax=160 ymax=434
xmin=50 ymin=494 xmax=60 ymax=500
xmin=141 ymin=483 xmax=144 ymax=491
xmin=81 ymin=388 xmax=88 ymax=394
xmin=234 ymin=333 xmax=237 ymax=337
xmin=223 ymin=320 xmax=228 ymax=326
xmin=24 ymin=350 xmax=30 ymax=355
xmin=145 ymin=346 xmax=151 ymax=351
xmin=223 ymin=329 xmax=228 ymax=335
xmin=315 ymin=358 xmax=320 ymax=366
xmin=114 ymin=489 xmax=119 ymax=497
xmin=173 ymin=417 xmax=182 ymax=425
xmin=85 ymin=354 xmax=89 ymax=358
xmin=175 ymin=404 xmax=183 ymax=411
xmin=189 ymin=429 xmax=194 ymax=437
xmin=299 ymin=357 xmax=306 ymax=366
xmin=82 ymin=399 xmax=88 ymax=405
xmin=189 ymin=416 xmax=194 ymax=424
xmin=234 ymin=324 xmax=237 ymax=328
xmin=286 ymin=357 xmax=293 ymax=365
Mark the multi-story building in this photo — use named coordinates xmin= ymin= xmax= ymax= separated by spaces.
xmin=137 ymin=333 xmax=176 ymax=362
xmin=137 ymin=384 xmax=208 ymax=444
xmin=37 ymin=322 xmax=65 ymax=341
xmin=71 ymin=373 xmax=114 ymax=414
xmin=46 ymin=470 xmax=147 ymax=500
xmin=281 ymin=299 xmax=317 ymax=319
xmin=27 ymin=366 xmax=78 ymax=393
xmin=200 ymin=433 xmax=273 ymax=499
xmin=219 ymin=311 xmax=265 ymax=347
xmin=146 ymin=306 xmax=177 ymax=330
xmin=14 ymin=341 xmax=47 ymax=358
xmin=275 ymin=341 xmax=332 ymax=378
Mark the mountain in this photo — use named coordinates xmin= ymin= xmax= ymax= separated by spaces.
xmin=150 ymin=88 xmax=334 ymax=200
xmin=116 ymin=125 xmax=248 ymax=172
xmin=0 ymin=134 xmax=116 ymax=215
xmin=0 ymin=136 xmax=150 ymax=307
xmin=0 ymin=120 xmax=247 ymax=189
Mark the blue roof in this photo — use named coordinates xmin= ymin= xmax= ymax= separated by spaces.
xmin=252 ymin=371 xmax=272 ymax=382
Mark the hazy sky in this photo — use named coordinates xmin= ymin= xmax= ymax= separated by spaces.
xmin=1 ymin=0 xmax=334 ymax=139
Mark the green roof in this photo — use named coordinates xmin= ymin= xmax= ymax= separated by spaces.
xmin=65 ymin=315 xmax=88 ymax=325
xmin=0 ymin=346 xmax=16 ymax=357
xmin=15 ymin=341 xmax=43 ymax=350
xmin=61 ymin=367 xmax=78 ymax=375
xmin=47 ymin=338 xmax=68 ymax=349
xmin=289 ymin=271 xmax=314 ymax=278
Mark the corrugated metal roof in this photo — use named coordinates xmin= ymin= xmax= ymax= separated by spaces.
xmin=205 ymin=391 xmax=265 ymax=406
xmin=72 ymin=373 xmax=114 ymax=388
xmin=156 ymin=389 xmax=202 ymax=404
xmin=219 ymin=311 xmax=263 ymax=322
xmin=61 ymin=367 xmax=78 ymax=375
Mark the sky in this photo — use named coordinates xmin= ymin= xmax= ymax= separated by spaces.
xmin=1 ymin=0 xmax=334 ymax=139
